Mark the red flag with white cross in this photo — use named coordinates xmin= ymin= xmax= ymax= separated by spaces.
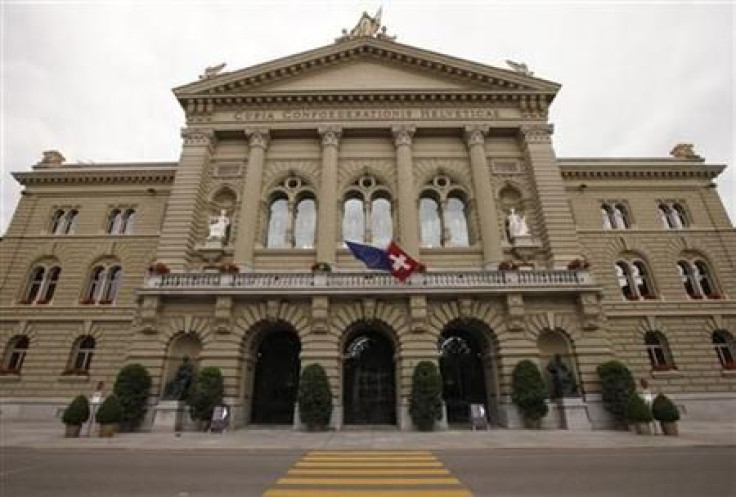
xmin=386 ymin=241 xmax=421 ymax=282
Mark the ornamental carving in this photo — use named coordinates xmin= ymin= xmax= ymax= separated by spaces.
xmin=520 ymin=124 xmax=554 ymax=144
xmin=181 ymin=128 xmax=215 ymax=147
xmin=464 ymin=125 xmax=489 ymax=147
xmin=318 ymin=126 xmax=342 ymax=147
xmin=391 ymin=125 xmax=416 ymax=147
xmin=245 ymin=128 xmax=270 ymax=149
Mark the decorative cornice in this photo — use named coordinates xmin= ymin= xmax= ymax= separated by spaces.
xmin=464 ymin=125 xmax=489 ymax=147
xmin=520 ymin=124 xmax=554 ymax=144
xmin=318 ymin=125 xmax=342 ymax=147
xmin=392 ymin=124 xmax=416 ymax=147
xmin=245 ymin=128 xmax=270 ymax=149
xmin=181 ymin=127 xmax=216 ymax=147
xmin=13 ymin=165 xmax=177 ymax=186
xmin=560 ymin=163 xmax=724 ymax=181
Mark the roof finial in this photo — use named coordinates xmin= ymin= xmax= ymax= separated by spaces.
xmin=337 ymin=7 xmax=395 ymax=42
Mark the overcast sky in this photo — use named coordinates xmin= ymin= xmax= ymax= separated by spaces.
xmin=1 ymin=1 xmax=734 ymax=233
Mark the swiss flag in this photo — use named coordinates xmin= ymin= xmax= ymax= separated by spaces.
xmin=386 ymin=242 xmax=420 ymax=282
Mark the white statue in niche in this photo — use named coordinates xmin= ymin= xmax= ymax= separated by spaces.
xmin=208 ymin=210 xmax=230 ymax=243
xmin=507 ymin=208 xmax=530 ymax=239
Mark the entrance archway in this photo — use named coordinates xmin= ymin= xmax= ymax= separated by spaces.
xmin=438 ymin=322 xmax=497 ymax=425
xmin=251 ymin=329 xmax=301 ymax=424
xmin=343 ymin=328 xmax=396 ymax=425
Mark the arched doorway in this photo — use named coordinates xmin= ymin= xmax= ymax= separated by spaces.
xmin=251 ymin=329 xmax=301 ymax=424
xmin=439 ymin=327 xmax=489 ymax=424
xmin=343 ymin=329 xmax=396 ymax=425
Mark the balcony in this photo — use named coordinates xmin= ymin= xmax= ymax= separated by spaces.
xmin=141 ymin=269 xmax=596 ymax=297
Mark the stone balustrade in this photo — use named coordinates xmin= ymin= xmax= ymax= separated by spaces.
xmin=142 ymin=269 xmax=595 ymax=296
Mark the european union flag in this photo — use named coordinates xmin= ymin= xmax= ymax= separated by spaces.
xmin=345 ymin=241 xmax=392 ymax=271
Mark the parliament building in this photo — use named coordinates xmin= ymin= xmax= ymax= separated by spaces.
xmin=1 ymin=19 xmax=734 ymax=430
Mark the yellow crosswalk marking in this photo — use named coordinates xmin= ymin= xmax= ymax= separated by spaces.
xmin=262 ymin=450 xmax=472 ymax=496
xmin=277 ymin=477 xmax=461 ymax=485
xmin=264 ymin=491 xmax=472 ymax=497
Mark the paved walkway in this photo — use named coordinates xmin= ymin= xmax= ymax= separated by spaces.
xmin=2 ymin=420 xmax=734 ymax=451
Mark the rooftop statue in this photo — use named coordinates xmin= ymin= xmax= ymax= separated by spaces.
xmin=199 ymin=63 xmax=227 ymax=80
xmin=506 ymin=60 xmax=534 ymax=77
xmin=670 ymin=143 xmax=702 ymax=160
xmin=338 ymin=8 xmax=395 ymax=42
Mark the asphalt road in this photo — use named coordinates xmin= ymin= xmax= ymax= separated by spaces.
xmin=1 ymin=447 xmax=734 ymax=497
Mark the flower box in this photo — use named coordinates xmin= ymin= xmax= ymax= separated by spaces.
xmin=0 ymin=367 xmax=21 ymax=375
xmin=567 ymin=258 xmax=590 ymax=270
xmin=311 ymin=262 xmax=332 ymax=273
xmin=722 ymin=362 xmax=736 ymax=371
xmin=220 ymin=263 xmax=239 ymax=274
xmin=98 ymin=300 xmax=113 ymax=305
xmin=708 ymin=294 xmax=723 ymax=300
xmin=35 ymin=299 xmax=51 ymax=305
xmin=149 ymin=262 xmax=170 ymax=275
xmin=498 ymin=261 xmax=519 ymax=271
xmin=643 ymin=294 xmax=657 ymax=300
xmin=651 ymin=364 xmax=675 ymax=372
xmin=690 ymin=295 xmax=703 ymax=300
xmin=79 ymin=298 xmax=96 ymax=305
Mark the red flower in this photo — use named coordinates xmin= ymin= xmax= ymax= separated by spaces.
xmin=0 ymin=367 xmax=20 ymax=375
xmin=149 ymin=262 xmax=170 ymax=275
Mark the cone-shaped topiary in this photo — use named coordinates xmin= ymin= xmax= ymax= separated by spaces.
xmin=597 ymin=361 xmax=636 ymax=424
xmin=652 ymin=393 xmax=680 ymax=423
xmin=511 ymin=360 xmax=549 ymax=424
xmin=626 ymin=392 xmax=653 ymax=423
xmin=409 ymin=361 xmax=443 ymax=431
xmin=62 ymin=394 xmax=90 ymax=426
xmin=95 ymin=394 xmax=123 ymax=425
xmin=297 ymin=363 xmax=332 ymax=430
xmin=113 ymin=363 xmax=152 ymax=431
xmin=187 ymin=367 xmax=224 ymax=426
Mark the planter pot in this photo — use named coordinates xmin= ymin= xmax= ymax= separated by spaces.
xmin=523 ymin=418 xmax=542 ymax=430
xmin=64 ymin=424 xmax=82 ymax=438
xmin=660 ymin=421 xmax=679 ymax=436
xmin=98 ymin=423 xmax=118 ymax=437
xmin=633 ymin=422 xmax=653 ymax=435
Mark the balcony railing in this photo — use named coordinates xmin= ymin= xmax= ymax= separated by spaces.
xmin=141 ymin=269 xmax=595 ymax=296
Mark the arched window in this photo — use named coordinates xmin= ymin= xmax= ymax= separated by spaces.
xmin=106 ymin=209 xmax=122 ymax=234
xmin=644 ymin=331 xmax=675 ymax=371
xmin=672 ymin=204 xmax=688 ymax=228
xmin=121 ymin=209 xmax=135 ymax=234
xmin=342 ymin=175 xmax=392 ymax=246
xmin=712 ymin=331 xmax=735 ymax=369
xmin=342 ymin=197 xmax=365 ymax=243
xmin=266 ymin=197 xmax=289 ymax=248
xmin=659 ymin=202 xmax=688 ymax=229
xmin=82 ymin=264 xmax=122 ymax=305
xmin=371 ymin=197 xmax=393 ymax=248
xmin=658 ymin=204 xmax=674 ymax=229
xmin=601 ymin=202 xmax=630 ymax=229
xmin=677 ymin=258 xmax=720 ymax=299
xmin=614 ymin=259 xmax=655 ymax=300
xmin=2 ymin=336 xmax=29 ymax=374
xmin=68 ymin=336 xmax=95 ymax=373
xmin=22 ymin=265 xmax=61 ymax=305
xmin=293 ymin=198 xmax=316 ymax=249
xmin=50 ymin=210 xmax=66 ymax=234
xmin=444 ymin=196 xmax=470 ymax=246
xmin=419 ymin=196 xmax=442 ymax=247
xmin=63 ymin=210 xmax=78 ymax=234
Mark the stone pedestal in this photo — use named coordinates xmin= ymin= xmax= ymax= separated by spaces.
xmin=557 ymin=397 xmax=593 ymax=430
xmin=151 ymin=400 xmax=186 ymax=432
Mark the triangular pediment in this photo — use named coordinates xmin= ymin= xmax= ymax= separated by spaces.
xmin=174 ymin=37 xmax=560 ymax=102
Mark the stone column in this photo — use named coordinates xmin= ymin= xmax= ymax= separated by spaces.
xmin=234 ymin=128 xmax=270 ymax=269
xmin=465 ymin=125 xmax=503 ymax=269
xmin=155 ymin=128 xmax=215 ymax=270
xmin=316 ymin=126 xmax=341 ymax=265
xmin=519 ymin=124 xmax=581 ymax=268
xmin=392 ymin=125 xmax=419 ymax=256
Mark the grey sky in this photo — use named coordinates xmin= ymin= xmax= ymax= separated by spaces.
xmin=1 ymin=1 xmax=734 ymax=233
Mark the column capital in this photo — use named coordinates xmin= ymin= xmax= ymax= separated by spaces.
xmin=180 ymin=127 xmax=216 ymax=147
xmin=318 ymin=126 xmax=342 ymax=147
xmin=519 ymin=124 xmax=554 ymax=144
xmin=245 ymin=128 xmax=270 ymax=149
xmin=464 ymin=125 xmax=490 ymax=147
xmin=391 ymin=125 xmax=416 ymax=147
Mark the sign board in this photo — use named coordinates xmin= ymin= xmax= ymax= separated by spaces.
xmin=209 ymin=405 xmax=230 ymax=433
xmin=469 ymin=403 xmax=489 ymax=431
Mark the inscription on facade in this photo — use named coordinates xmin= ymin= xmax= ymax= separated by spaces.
xmin=233 ymin=107 xmax=501 ymax=122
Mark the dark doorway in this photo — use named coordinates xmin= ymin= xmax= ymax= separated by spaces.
xmin=439 ymin=329 xmax=488 ymax=424
xmin=343 ymin=330 xmax=396 ymax=425
xmin=251 ymin=330 xmax=300 ymax=424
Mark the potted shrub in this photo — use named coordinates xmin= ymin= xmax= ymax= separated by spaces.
xmin=652 ymin=393 xmax=680 ymax=436
xmin=498 ymin=260 xmax=519 ymax=271
xmin=62 ymin=394 xmax=90 ymax=437
xmin=310 ymin=262 xmax=332 ymax=273
xmin=597 ymin=361 xmax=636 ymax=429
xmin=187 ymin=367 xmax=224 ymax=430
xmin=567 ymin=258 xmax=590 ymax=270
xmin=511 ymin=360 xmax=549 ymax=429
xmin=297 ymin=364 xmax=332 ymax=431
xmin=409 ymin=361 xmax=443 ymax=431
xmin=113 ymin=364 xmax=152 ymax=432
xmin=95 ymin=394 xmax=123 ymax=437
xmin=219 ymin=262 xmax=239 ymax=274
xmin=626 ymin=392 xmax=653 ymax=435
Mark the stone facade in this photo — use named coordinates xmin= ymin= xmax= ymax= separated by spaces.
xmin=1 ymin=31 xmax=734 ymax=429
